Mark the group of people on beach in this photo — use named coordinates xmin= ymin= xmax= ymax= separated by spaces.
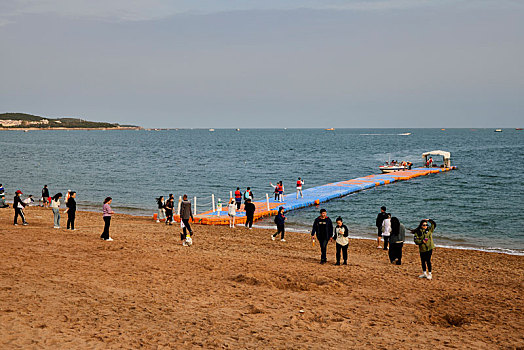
xmin=156 ymin=194 xmax=195 ymax=245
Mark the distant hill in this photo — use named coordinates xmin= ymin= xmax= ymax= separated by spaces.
xmin=0 ymin=113 xmax=139 ymax=129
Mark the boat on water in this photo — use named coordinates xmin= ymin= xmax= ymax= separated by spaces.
xmin=516 ymin=128 xmax=523 ymax=131
xmin=495 ymin=129 xmax=502 ymax=132
xmin=209 ymin=128 xmax=215 ymax=132
xmin=235 ymin=128 xmax=240 ymax=131
xmin=398 ymin=132 xmax=411 ymax=136
xmin=379 ymin=164 xmax=409 ymax=173
xmin=325 ymin=128 xmax=335 ymax=131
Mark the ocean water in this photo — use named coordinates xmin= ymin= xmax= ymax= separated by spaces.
xmin=1 ymin=128 xmax=523 ymax=255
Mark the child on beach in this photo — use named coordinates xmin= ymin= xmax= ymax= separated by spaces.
xmin=51 ymin=193 xmax=62 ymax=228
xmin=413 ymin=219 xmax=437 ymax=280
xmin=228 ymin=198 xmax=236 ymax=228
xmin=334 ymin=217 xmax=349 ymax=265
xmin=381 ymin=213 xmax=391 ymax=250
xmin=101 ymin=197 xmax=114 ymax=241
xmin=272 ymin=207 xmax=286 ymax=241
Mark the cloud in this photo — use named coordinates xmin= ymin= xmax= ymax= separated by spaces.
xmin=1 ymin=0 xmax=520 ymax=25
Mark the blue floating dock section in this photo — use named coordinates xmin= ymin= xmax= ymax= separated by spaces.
xmin=179 ymin=167 xmax=456 ymax=225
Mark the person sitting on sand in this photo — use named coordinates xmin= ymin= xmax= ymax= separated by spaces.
xmin=334 ymin=217 xmax=349 ymax=265
xmin=311 ymin=209 xmax=333 ymax=264
xmin=272 ymin=206 xmax=286 ymax=242
xmin=23 ymin=195 xmax=35 ymax=206
xmin=388 ymin=217 xmax=405 ymax=265
xmin=0 ymin=184 xmax=5 ymax=196
xmin=412 ymin=219 xmax=437 ymax=280
xmin=228 ymin=198 xmax=236 ymax=228
xmin=0 ymin=193 xmax=8 ymax=208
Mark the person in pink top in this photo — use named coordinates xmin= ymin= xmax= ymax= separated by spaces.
xmin=101 ymin=197 xmax=114 ymax=241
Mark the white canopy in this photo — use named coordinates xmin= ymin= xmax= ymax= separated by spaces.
xmin=422 ymin=150 xmax=451 ymax=167
xmin=421 ymin=150 xmax=451 ymax=159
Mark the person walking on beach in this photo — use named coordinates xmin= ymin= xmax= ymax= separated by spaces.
xmin=334 ymin=217 xmax=349 ymax=265
xmin=296 ymin=177 xmax=305 ymax=199
xmin=234 ymin=187 xmax=242 ymax=210
xmin=244 ymin=198 xmax=256 ymax=229
xmin=272 ymin=207 xmax=286 ymax=241
xmin=101 ymin=197 xmax=114 ymax=241
xmin=156 ymin=196 xmax=165 ymax=223
xmin=381 ymin=213 xmax=391 ymax=250
xmin=180 ymin=195 xmax=194 ymax=245
xmin=65 ymin=191 xmax=77 ymax=230
xmin=413 ymin=219 xmax=437 ymax=280
xmin=13 ymin=190 xmax=28 ymax=225
xmin=228 ymin=198 xmax=236 ymax=228
xmin=311 ymin=209 xmax=333 ymax=264
xmin=42 ymin=185 xmax=50 ymax=208
xmin=51 ymin=193 xmax=62 ymax=228
xmin=376 ymin=206 xmax=388 ymax=249
xmin=388 ymin=217 xmax=405 ymax=265
xmin=165 ymin=194 xmax=174 ymax=225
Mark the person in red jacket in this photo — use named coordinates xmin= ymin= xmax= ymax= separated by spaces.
xmin=296 ymin=177 xmax=304 ymax=199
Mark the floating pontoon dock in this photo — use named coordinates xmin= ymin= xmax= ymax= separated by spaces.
xmin=173 ymin=167 xmax=456 ymax=225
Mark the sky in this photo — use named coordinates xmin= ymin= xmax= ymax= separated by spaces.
xmin=0 ymin=0 xmax=523 ymax=128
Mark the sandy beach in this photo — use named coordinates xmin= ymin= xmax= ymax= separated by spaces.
xmin=1 ymin=206 xmax=523 ymax=349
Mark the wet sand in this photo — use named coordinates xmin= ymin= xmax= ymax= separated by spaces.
xmin=1 ymin=207 xmax=523 ymax=349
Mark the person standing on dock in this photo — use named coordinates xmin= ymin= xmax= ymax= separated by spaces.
xmin=272 ymin=207 xmax=286 ymax=241
xmin=244 ymin=199 xmax=256 ymax=229
xmin=65 ymin=191 xmax=77 ymax=230
xmin=311 ymin=209 xmax=333 ymax=264
xmin=376 ymin=206 xmax=388 ymax=249
xmin=165 ymin=194 xmax=174 ymax=225
xmin=296 ymin=177 xmax=304 ymax=199
xmin=413 ymin=219 xmax=436 ymax=280
xmin=180 ymin=195 xmax=194 ymax=244
xmin=270 ymin=182 xmax=279 ymax=200
xmin=234 ymin=187 xmax=242 ymax=210
xmin=244 ymin=187 xmax=253 ymax=205
xmin=277 ymin=181 xmax=284 ymax=202
xmin=42 ymin=185 xmax=50 ymax=208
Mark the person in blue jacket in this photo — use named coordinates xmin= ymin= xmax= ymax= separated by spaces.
xmin=311 ymin=209 xmax=334 ymax=264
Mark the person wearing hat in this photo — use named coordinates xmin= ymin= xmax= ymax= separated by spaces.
xmin=13 ymin=190 xmax=28 ymax=225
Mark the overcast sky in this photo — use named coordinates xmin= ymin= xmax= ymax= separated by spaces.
xmin=0 ymin=0 xmax=522 ymax=128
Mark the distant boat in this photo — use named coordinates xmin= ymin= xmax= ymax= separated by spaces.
xmin=235 ymin=128 xmax=240 ymax=131
xmin=209 ymin=128 xmax=215 ymax=132
xmin=516 ymin=128 xmax=523 ymax=130
xmin=441 ymin=128 xmax=446 ymax=131
xmin=325 ymin=128 xmax=335 ymax=131
xmin=398 ymin=132 xmax=411 ymax=136
xmin=494 ymin=129 xmax=502 ymax=132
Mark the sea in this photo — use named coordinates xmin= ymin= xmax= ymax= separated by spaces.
xmin=1 ymin=128 xmax=523 ymax=255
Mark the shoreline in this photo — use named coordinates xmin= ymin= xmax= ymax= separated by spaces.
xmin=0 ymin=127 xmax=142 ymax=131
xmin=1 ymin=206 xmax=522 ymax=348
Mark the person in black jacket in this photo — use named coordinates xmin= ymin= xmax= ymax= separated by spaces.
xmin=389 ymin=217 xmax=406 ymax=265
xmin=272 ymin=207 xmax=286 ymax=241
xmin=13 ymin=190 xmax=28 ymax=225
xmin=311 ymin=209 xmax=333 ymax=264
xmin=244 ymin=199 xmax=256 ymax=229
xmin=42 ymin=185 xmax=50 ymax=208
xmin=376 ymin=206 xmax=388 ymax=249
xmin=65 ymin=191 xmax=77 ymax=230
